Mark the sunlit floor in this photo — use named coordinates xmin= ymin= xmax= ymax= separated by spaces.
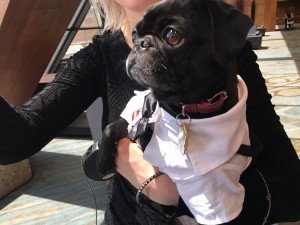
xmin=255 ymin=27 xmax=300 ymax=159
xmin=0 ymin=27 xmax=300 ymax=225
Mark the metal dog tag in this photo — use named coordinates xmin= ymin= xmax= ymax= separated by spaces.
xmin=178 ymin=123 xmax=189 ymax=155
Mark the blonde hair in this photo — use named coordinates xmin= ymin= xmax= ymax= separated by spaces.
xmin=94 ymin=0 xmax=165 ymax=32
xmin=95 ymin=0 xmax=126 ymax=32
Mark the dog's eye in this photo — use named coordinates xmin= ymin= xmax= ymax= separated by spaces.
xmin=164 ymin=28 xmax=182 ymax=46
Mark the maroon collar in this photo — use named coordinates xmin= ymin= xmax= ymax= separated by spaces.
xmin=183 ymin=91 xmax=228 ymax=114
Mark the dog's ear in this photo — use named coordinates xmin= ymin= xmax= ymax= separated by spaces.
xmin=195 ymin=0 xmax=253 ymax=66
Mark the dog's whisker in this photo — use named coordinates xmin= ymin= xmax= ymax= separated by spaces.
xmin=115 ymin=59 xmax=127 ymax=73
xmin=161 ymin=64 xmax=167 ymax=71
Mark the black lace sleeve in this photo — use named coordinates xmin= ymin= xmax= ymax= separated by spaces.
xmin=236 ymin=41 xmax=300 ymax=224
xmin=237 ymin=41 xmax=298 ymax=166
xmin=0 ymin=41 xmax=103 ymax=165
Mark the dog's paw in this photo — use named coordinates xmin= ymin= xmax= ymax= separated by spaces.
xmin=96 ymin=141 xmax=117 ymax=181
xmin=82 ymin=141 xmax=116 ymax=181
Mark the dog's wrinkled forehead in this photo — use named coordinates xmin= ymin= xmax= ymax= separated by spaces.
xmin=134 ymin=0 xmax=253 ymax=67
xmin=135 ymin=0 xmax=209 ymax=35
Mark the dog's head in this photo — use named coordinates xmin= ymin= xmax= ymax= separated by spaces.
xmin=126 ymin=0 xmax=253 ymax=105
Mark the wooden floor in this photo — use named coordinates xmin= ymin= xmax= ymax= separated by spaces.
xmin=0 ymin=27 xmax=300 ymax=225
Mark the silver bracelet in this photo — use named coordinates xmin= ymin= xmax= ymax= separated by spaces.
xmin=136 ymin=171 xmax=164 ymax=205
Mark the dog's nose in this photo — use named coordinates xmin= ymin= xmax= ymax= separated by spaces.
xmin=138 ymin=36 xmax=153 ymax=49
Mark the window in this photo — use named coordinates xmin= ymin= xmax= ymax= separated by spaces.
xmin=46 ymin=0 xmax=103 ymax=73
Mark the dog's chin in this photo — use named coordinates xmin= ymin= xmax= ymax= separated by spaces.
xmin=151 ymin=88 xmax=206 ymax=105
xmin=127 ymin=63 xmax=222 ymax=105
xmin=127 ymin=66 xmax=187 ymax=104
xmin=152 ymin=89 xmax=187 ymax=104
xmin=128 ymin=73 xmax=184 ymax=104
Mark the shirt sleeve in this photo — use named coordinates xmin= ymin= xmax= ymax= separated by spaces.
xmin=0 ymin=40 xmax=103 ymax=164
xmin=237 ymin=41 xmax=299 ymax=166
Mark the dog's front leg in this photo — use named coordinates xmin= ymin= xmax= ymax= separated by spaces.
xmin=97 ymin=118 xmax=129 ymax=180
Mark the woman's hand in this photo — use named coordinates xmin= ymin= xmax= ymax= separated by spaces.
xmin=115 ymin=138 xmax=179 ymax=206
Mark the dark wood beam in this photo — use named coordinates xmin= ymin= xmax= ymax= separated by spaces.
xmin=0 ymin=0 xmax=81 ymax=105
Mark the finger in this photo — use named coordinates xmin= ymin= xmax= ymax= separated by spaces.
xmin=116 ymin=138 xmax=142 ymax=162
xmin=132 ymin=110 xmax=140 ymax=120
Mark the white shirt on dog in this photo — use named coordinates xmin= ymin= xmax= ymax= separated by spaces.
xmin=121 ymin=76 xmax=251 ymax=225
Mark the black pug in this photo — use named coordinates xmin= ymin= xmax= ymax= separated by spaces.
xmin=82 ymin=0 xmax=266 ymax=224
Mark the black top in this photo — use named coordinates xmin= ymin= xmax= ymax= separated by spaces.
xmin=1 ymin=30 xmax=299 ymax=225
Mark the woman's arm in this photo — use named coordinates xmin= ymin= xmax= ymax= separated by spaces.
xmin=115 ymin=138 xmax=180 ymax=206
xmin=0 ymin=42 xmax=102 ymax=165
xmin=237 ymin=41 xmax=298 ymax=165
